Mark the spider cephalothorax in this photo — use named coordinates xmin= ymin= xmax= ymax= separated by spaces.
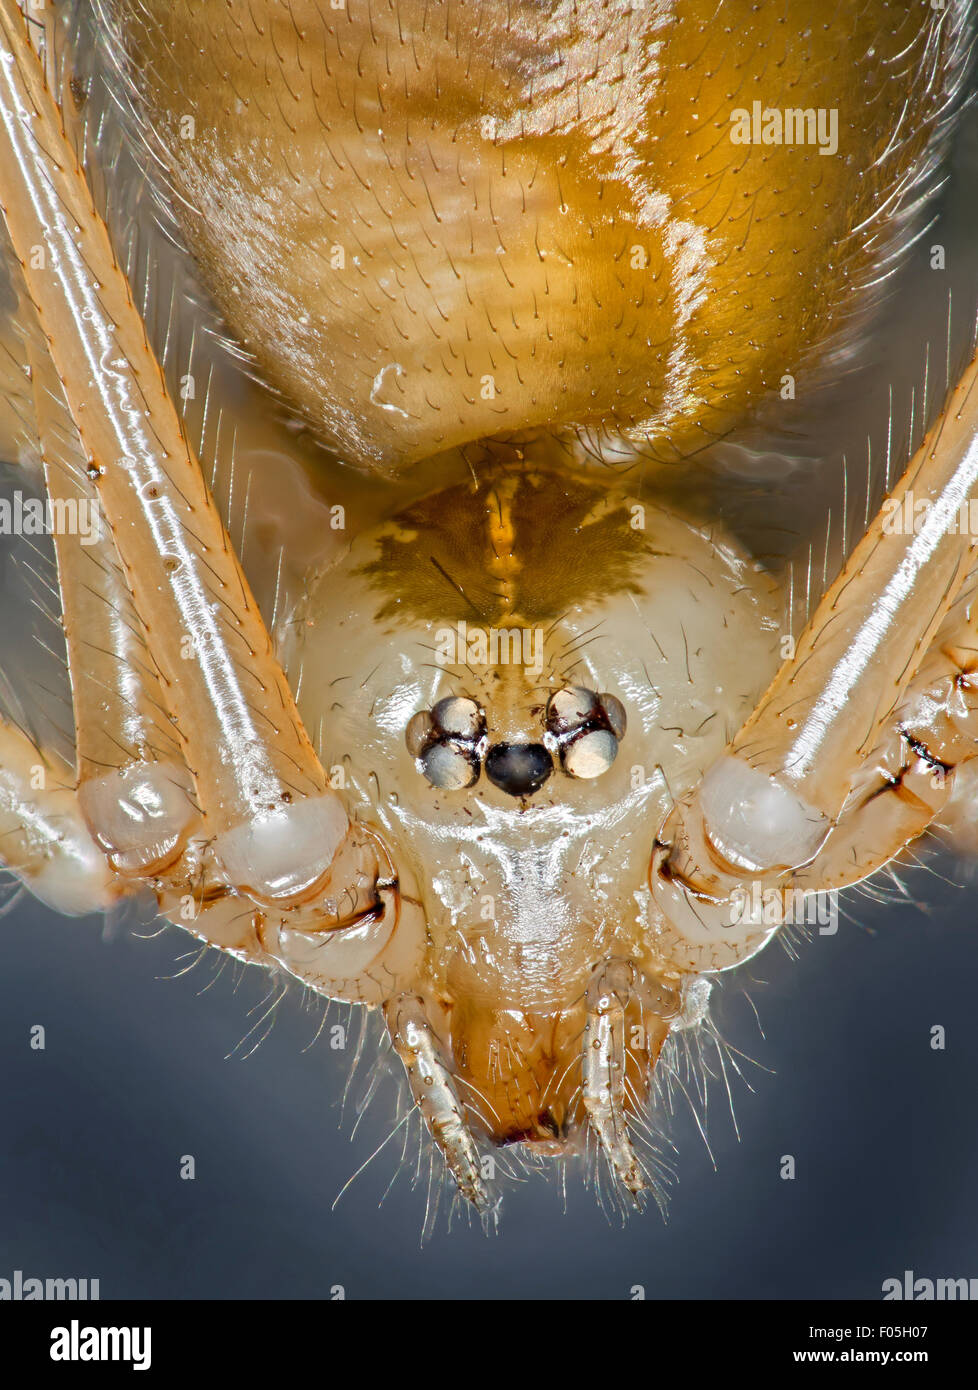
xmin=285 ymin=461 xmax=782 ymax=1176
xmin=0 ymin=0 xmax=976 ymax=1216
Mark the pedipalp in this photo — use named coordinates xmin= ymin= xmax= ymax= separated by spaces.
xmin=385 ymin=994 xmax=494 ymax=1215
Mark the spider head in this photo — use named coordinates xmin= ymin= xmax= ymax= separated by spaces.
xmin=282 ymin=462 xmax=784 ymax=1183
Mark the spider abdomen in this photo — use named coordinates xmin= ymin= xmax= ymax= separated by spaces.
xmin=105 ymin=0 xmax=956 ymax=470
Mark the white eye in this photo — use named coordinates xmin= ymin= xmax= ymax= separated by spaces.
xmin=546 ymin=685 xmax=598 ymax=731
xmin=600 ymin=693 xmax=627 ymax=740
xmin=561 ymin=729 xmax=619 ymax=779
xmin=420 ymin=742 xmax=480 ymax=790
xmin=405 ymin=709 xmax=435 ymax=757
xmin=406 ymin=693 xmax=486 ymax=790
xmin=431 ymin=695 xmax=485 ymax=739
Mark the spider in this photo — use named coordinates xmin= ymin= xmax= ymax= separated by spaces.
xmin=1 ymin=0 xmax=977 ymax=1221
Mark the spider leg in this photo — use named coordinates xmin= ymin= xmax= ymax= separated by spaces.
xmin=0 ymin=1 xmax=374 ymax=919
xmin=0 ymin=715 xmax=422 ymax=1015
xmin=0 ymin=1 xmax=427 ymax=1003
xmin=653 ymin=575 xmax=978 ymax=973
xmin=24 ymin=307 xmax=200 ymax=878
xmin=5 ymin=221 xmax=425 ymax=994
xmin=0 ymin=715 xmax=114 ymax=914
xmin=788 ymin=573 xmax=978 ymax=896
xmin=652 ymin=345 xmax=978 ymax=962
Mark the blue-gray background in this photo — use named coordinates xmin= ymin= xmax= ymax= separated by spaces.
xmin=1 ymin=869 xmax=976 ymax=1299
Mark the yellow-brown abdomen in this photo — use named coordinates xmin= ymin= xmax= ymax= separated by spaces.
xmin=107 ymin=0 xmax=956 ymax=469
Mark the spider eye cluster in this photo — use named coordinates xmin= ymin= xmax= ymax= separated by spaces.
xmin=544 ymin=686 xmax=627 ymax=779
xmin=405 ymin=686 xmax=627 ymax=798
xmin=405 ymin=696 xmax=487 ymax=790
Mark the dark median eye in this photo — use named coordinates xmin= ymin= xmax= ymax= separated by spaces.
xmin=485 ymin=743 xmax=554 ymax=798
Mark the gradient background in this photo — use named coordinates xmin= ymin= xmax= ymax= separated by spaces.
xmin=1 ymin=16 xmax=978 ymax=1302
xmin=1 ymin=869 xmax=976 ymax=1299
